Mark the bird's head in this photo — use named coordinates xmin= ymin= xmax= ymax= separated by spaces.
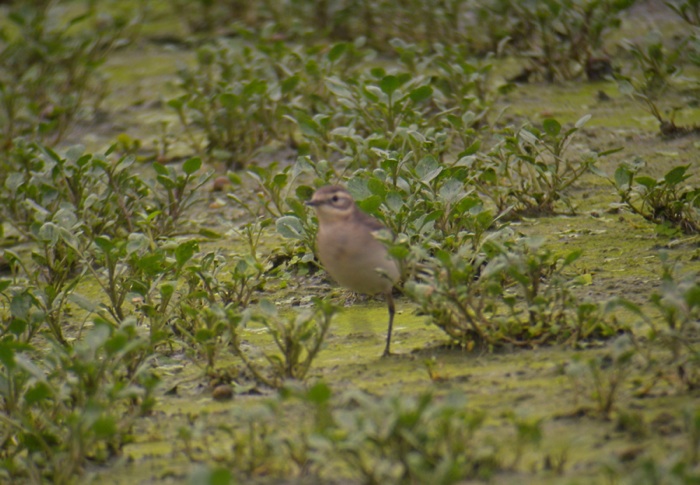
xmin=306 ymin=185 xmax=356 ymax=223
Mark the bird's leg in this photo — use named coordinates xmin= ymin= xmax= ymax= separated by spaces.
xmin=382 ymin=292 xmax=395 ymax=357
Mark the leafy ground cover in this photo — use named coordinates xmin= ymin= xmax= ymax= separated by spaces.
xmin=1 ymin=1 xmax=700 ymax=484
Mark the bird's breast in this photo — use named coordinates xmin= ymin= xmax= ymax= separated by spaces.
xmin=316 ymin=222 xmax=399 ymax=295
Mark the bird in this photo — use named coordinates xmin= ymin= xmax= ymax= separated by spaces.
xmin=306 ymin=185 xmax=400 ymax=356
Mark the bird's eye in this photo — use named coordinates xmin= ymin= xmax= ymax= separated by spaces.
xmin=331 ymin=195 xmax=339 ymax=203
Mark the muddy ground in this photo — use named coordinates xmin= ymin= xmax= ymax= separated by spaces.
xmin=27 ymin=1 xmax=700 ymax=484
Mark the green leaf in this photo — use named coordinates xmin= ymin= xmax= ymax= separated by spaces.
xmin=183 ymin=157 xmax=202 ymax=175
xmin=614 ymin=166 xmax=632 ymax=188
xmin=38 ymin=222 xmax=59 ymax=245
xmin=328 ymin=42 xmax=347 ymax=63
xmin=92 ymin=416 xmax=117 ymax=439
xmin=415 ymin=155 xmax=440 ymax=179
xmin=389 ymin=245 xmax=410 ymax=259
xmin=460 ymin=139 xmax=481 ymax=157
xmin=69 ymin=293 xmax=101 ymax=313
xmin=10 ymin=292 xmax=33 ymax=320
xmin=152 ymin=161 xmax=169 ymax=176
xmin=563 ymin=249 xmax=583 ymax=266
xmin=105 ymin=332 xmax=130 ymax=354
xmin=0 ymin=342 xmax=17 ymax=370
xmin=439 ymin=179 xmax=464 ymax=203
xmin=362 ymin=85 xmax=380 ymax=102
xmin=195 ymin=467 xmax=233 ymax=485
xmin=685 ymin=285 xmax=700 ymax=308
xmin=219 ymin=92 xmax=238 ymax=109
xmin=296 ymin=185 xmax=314 ymax=201
xmin=94 ymin=236 xmax=115 ymax=254
xmin=543 ymin=118 xmax=561 ymax=137
xmin=634 ymin=176 xmax=657 ymax=189
xmin=379 ymin=75 xmax=402 ymax=96
xmin=242 ymin=79 xmax=267 ymax=97
xmin=259 ymin=298 xmax=277 ymax=316
xmin=156 ymin=174 xmax=177 ymax=190
xmin=347 ymin=178 xmax=371 ymax=200
xmin=24 ymin=382 xmax=52 ymax=405
xmin=176 ymin=240 xmax=199 ymax=267
xmin=196 ymin=328 xmax=214 ymax=342
xmin=166 ymin=95 xmax=186 ymax=110
xmin=136 ymin=252 xmax=167 ymax=276
xmin=598 ymin=146 xmax=624 ymax=157
xmin=357 ymin=195 xmax=382 ymax=214
xmin=408 ymin=85 xmax=433 ymax=103
xmin=306 ymin=381 xmax=332 ymax=404
xmin=126 ymin=233 xmax=150 ymax=254
xmin=281 ymin=75 xmax=300 ymax=94
xmin=272 ymin=173 xmax=288 ymax=188
xmin=198 ymin=228 xmax=222 ymax=239
xmin=479 ymin=167 xmax=497 ymax=184
xmin=0 ymin=279 xmax=10 ymax=293
xmin=293 ymin=112 xmax=322 ymax=136
xmin=276 ymin=216 xmax=304 ymax=240
xmin=367 ymin=178 xmax=387 ymax=198
xmin=369 ymin=67 xmax=386 ymax=79
xmin=664 ymin=165 xmax=690 ymax=186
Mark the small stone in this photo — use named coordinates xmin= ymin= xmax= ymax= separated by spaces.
xmin=212 ymin=383 xmax=234 ymax=401
xmin=212 ymin=176 xmax=231 ymax=192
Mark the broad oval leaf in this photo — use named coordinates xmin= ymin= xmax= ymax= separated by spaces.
xmin=614 ymin=166 xmax=632 ymax=188
xmin=183 ymin=157 xmax=202 ymax=175
xmin=328 ymin=42 xmax=347 ymax=63
xmin=664 ymin=165 xmax=690 ymax=186
xmin=219 ymin=92 xmax=238 ymax=109
xmin=379 ymin=75 xmax=402 ymax=96
xmin=409 ymin=85 xmax=433 ymax=103
xmin=543 ymin=118 xmax=561 ymax=137
xmin=276 ymin=216 xmax=305 ymax=240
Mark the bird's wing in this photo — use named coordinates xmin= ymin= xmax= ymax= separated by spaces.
xmin=356 ymin=209 xmax=388 ymax=232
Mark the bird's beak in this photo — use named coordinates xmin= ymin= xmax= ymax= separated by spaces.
xmin=305 ymin=199 xmax=320 ymax=207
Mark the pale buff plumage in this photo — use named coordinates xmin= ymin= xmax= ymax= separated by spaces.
xmin=306 ymin=185 xmax=400 ymax=356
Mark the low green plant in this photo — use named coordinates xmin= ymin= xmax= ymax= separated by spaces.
xmin=620 ymin=252 xmax=700 ymax=390
xmin=481 ymin=0 xmax=636 ymax=82
xmin=173 ymin=250 xmax=269 ymax=371
xmin=507 ymin=413 xmax=544 ymax=468
xmin=0 ymin=1 xmax=137 ymax=151
xmin=338 ymin=134 xmax=494 ymax=252
xmin=476 ymin=115 xmax=619 ymax=216
xmin=611 ymin=161 xmax=700 ymax=235
xmin=621 ymin=32 xmax=682 ymax=95
xmin=616 ymin=4 xmax=700 ymax=137
xmin=327 ymin=390 xmax=498 ymax=483
xmin=168 ymin=41 xmax=301 ymax=169
xmin=0 ymin=142 xmax=212 ymax=347
xmin=0 ymin=321 xmax=157 ymax=483
xmin=407 ymin=236 xmax=620 ymax=349
xmin=228 ymin=298 xmax=337 ymax=387
xmin=566 ymin=335 xmax=637 ymax=417
xmin=148 ymin=157 xmax=210 ymax=237
xmin=605 ymin=428 xmax=700 ymax=484
xmin=1 ymin=144 xmax=209 ymax=242
xmin=226 ymin=159 xmax=328 ymax=269
xmin=73 ymin=235 xmax=199 ymax=351
xmin=173 ymin=383 xmax=505 ymax=483
xmin=0 ymin=182 xmax=86 ymax=344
